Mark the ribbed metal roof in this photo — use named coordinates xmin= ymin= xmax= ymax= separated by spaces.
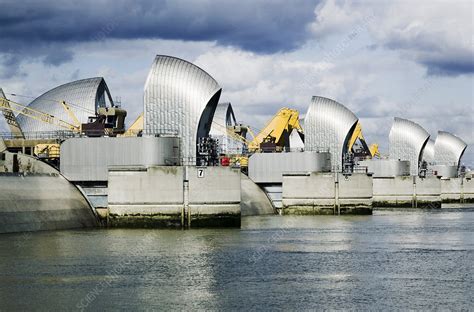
xmin=434 ymin=131 xmax=467 ymax=167
xmin=209 ymin=102 xmax=236 ymax=133
xmin=17 ymin=77 xmax=112 ymax=133
xmin=389 ymin=117 xmax=430 ymax=175
xmin=304 ymin=96 xmax=358 ymax=169
xmin=144 ymin=55 xmax=222 ymax=162
xmin=423 ymin=139 xmax=435 ymax=163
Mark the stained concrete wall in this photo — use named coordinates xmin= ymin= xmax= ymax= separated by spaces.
xmin=108 ymin=167 xmax=183 ymax=227
xmin=338 ymin=173 xmax=373 ymax=209
xmin=282 ymin=172 xmax=372 ymax=215
xmin=108 ymin=166 xmax=241 ymax=228
xmin=109 ymin=167 xmax=183 ymax=205
xmin=440 ymin=178 xmax=474 ymax=203
xmin=188 ymin=166 xmax=241 ymax=226
xmin=372 ymin=176 xmax=413 ymax=206
xmin=465 ymin=178 xmax=474 ymax=202
xmin=358 ymin=159 xmax=410 ymax=178
xmin=415 ymin=176 xmax=441 ymax=206
xmin=60 ymin=137 xmax=180 ymax=182
xmin=372 ymin=176 xmax=441 ymax=208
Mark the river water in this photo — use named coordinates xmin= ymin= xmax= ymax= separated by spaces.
xmin=1 ymin=208 xmax=473 ymax=311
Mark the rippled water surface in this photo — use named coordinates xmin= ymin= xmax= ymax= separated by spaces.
xmin=1 ymin=208 xmax=473 ymax=311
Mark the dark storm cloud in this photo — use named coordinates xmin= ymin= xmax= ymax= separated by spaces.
xmin=422 ymin=59 xmax=474 ymax=76
xmin=0 ymin=54 xmax=24 ymax=79
xmin=0 ymin=0 xmax=319 ymax=61
xmin=381 ymin=32 xmax=473 ymax=76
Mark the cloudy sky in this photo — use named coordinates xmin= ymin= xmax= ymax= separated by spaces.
xmin=0 ymin=0 xmax=473 ymax=165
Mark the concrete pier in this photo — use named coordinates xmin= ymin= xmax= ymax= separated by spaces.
xmin=440 ymin=177 xmax=474 ymax=203
xmin=107 ymin=166 xmax=241 ymax=228
xmin=281 ymin=172 xmax=373 ymax=215
xmin=372 ymin=176 xmax=441 ymax=208
xmin=0 ymin=152 xmax=98 ymax=234
xmin=240 ymin=174 xmax=275 ymax=216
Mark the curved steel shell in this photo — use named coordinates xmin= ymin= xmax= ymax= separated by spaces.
xmin=209 ymin=102 xmax=244 ymax=154
xmin=144 ymin=55 xmax=222 ymax=162
xmin=434 ymin=131 xmax=467 ymax=167
xmin=304 ymin=96 xmax=358 ymax=169
xmin=423 ymin=139 xmax=435 ymax=163
xmin=17 ymin=77 xmax=112 ymax=133
xmin=210 ymin=102 xmax=236 ymax=131
xmin=389 ymin=117 xmax=430 ymax=175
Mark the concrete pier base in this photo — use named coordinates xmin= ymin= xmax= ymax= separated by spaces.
xmin=240 ymin=174 xmax=275 ymax=216
xmin=107 ymin=166 xmax=241 ymax=228
xmin=0 ymin=152 xmax=98 ymax=234
xmin=372 ymin=176 xmax=441 ymax=208
xmin=440 ymin=177 xmax=474 ymax=203
xmin=281 ymin=172 xmax=373 ymax=215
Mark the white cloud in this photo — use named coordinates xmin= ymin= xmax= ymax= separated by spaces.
xmin=310 ymin=0 xmax=374 ymax=37
xmin=310 ymin=0 xmax=474 ymax=75
xmin=194 ymin=47 xmax=346 ymax=128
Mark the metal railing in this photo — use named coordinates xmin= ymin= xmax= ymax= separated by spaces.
xmin=142 ymin=129 xmax=180 ymax=137
xmin=0 ymin=131 xmax=77 ymax=140
xmin=0 ymin=129 xmax=180 ymax=140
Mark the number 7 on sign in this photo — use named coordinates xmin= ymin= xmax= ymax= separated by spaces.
xmin=197 ymin=168 xmax=205 ymax=178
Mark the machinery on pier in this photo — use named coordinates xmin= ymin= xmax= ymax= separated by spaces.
xmin=207 ymin=108 xmax=304 ymax=171
xmin=0 ymin=90 xmax=127 ymax=163
xmin=347 ymin=121 xmax=380 ymax=159
xmin=121 ymin=113 xmax=143 ymax=137
xmin=0 ymin=97 xmax=126 ymax=136
xmin=0 ymin=88 xmax=24 ymax=139
xmin=0 ymin=98 xmax=80 ymax=133
xmin=116 ymin=105 xmax=378 ymax=175
xmin=248 ymin=108 xmax=303 ymax=152
xmin=343 ymin=121 xmax=380 ymax=175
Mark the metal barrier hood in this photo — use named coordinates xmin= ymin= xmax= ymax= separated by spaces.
xmin=209 ymin=102 xmax=244 ymax=154
xmin=434 ymin=131 xmax=467 ymax=167
xmin=210 ymin=102 xmax=236 ymax=132
xmin=304 ymin=96 xmax=358 ymax=169
xmin=423 ymin=139 xmax=435 ymax=163
xmin=143 ymin=55 xmax=222 ymax=163
xmin=389 ymin=117 xmax=430 ymax=175
xmin=17 ymin=77 xmax=112 ymax=133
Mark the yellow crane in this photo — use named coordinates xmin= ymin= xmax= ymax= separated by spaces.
xmin=0 ymin=97 xmax=80 ymax=132
xmin=60 ymin=100 xmax=81 ymax=128
xmin=210 ymin=108 xmax=304 ymax=153
xmin=347 ymin=121 xmax=380 ymax=158
xmin=119 ymin=108 xmax=303 ymax=154
xmin=211 ymin=120 xmax=252 ymax=147
xmin=208 ymin=108 xmax=305 ymax=169
xmin=248 ymin=108 xmax=303 ymax=152
xmin=0 ymin=88 xmax=24 ymax=139
xmin=0 ymin=96 xmax=126 ymax=160
xmin=121 ymin=113 xmax=144 ymax=137
xmin=369 ymin=144 xmax=380 ymax=158
xmin=0 ymin=97 xmax=81 ymax=160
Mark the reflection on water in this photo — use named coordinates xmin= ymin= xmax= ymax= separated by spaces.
xmin=1 ymin=208 xmax=473 ymax=310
